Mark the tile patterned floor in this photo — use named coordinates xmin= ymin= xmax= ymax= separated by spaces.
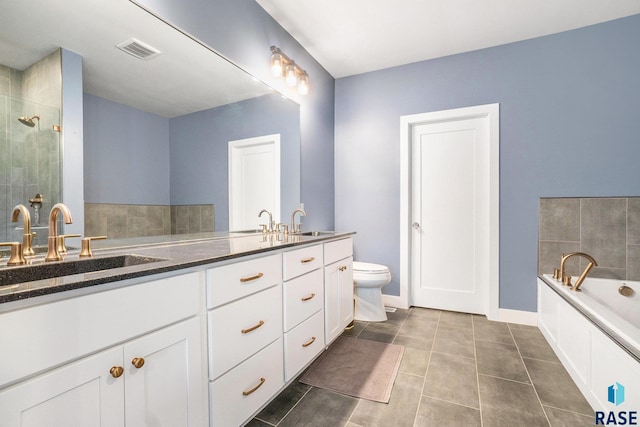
xmin=247 ymin=307 xmax=594 ymax=426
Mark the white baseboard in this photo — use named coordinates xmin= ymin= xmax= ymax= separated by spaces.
xmin=496 ymin=308 xmax=538 ymax=326
xmin=382 ymin=294 xmax=409 ymax=310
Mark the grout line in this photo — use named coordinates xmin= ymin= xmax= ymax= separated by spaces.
xmin=268 ymin=385 xmax=314 ymax=426
xmin=507 ymin=323 xmax=552 ymax=427
xmin=411 ymin=308 xmax=439 ymax=427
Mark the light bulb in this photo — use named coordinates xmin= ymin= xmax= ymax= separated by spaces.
xmin=298 ymin=73 xmax=309 ymax=95
xmin=285 ymin=65 xmax=297 ymax=87
xmin=271 ymin=53 xmax=283 ymax=77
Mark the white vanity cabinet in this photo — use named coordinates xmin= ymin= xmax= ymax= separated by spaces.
xmin=324 ymin=238 xmax=354 ymax=345
xmin=282 ymin=245 xmax=325 ymax=381
xmin=206 ymin=253 xmax=285 ymax=427
xmin=0 ymin=272 xmax=206 ymax=427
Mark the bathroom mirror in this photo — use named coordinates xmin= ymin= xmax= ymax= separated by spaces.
xmin=0 ymin=0 xmax=300 ymax=244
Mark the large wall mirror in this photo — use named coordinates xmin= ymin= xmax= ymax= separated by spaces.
xmin=0 ymin=0 xmax=300 ymax=245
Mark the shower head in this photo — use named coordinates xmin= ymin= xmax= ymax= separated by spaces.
xmin=18 ymin=115 xmax=40 ymax=127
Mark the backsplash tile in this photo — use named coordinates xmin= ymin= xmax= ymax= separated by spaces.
xmin=538 ymin=197 xmax=640 ymax=281
xmin=85 ymin=203 xmax=214 ymax=239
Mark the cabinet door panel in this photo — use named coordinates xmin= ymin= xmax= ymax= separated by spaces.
xmin=0 ymin=347 xmax=124 ymax=427
xmin=124 ymin=317 xmax=204 ymax=427
xmin=339 ymin=257 xmax=354 ymax=329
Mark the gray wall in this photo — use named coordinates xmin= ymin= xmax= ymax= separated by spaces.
xmin=83 ymin=93 xmax=171 ymax=205
xmin=335 ymin=14 xmax=640 ymax=312
xmin=134 ymin=0 xmax=336 ymax=231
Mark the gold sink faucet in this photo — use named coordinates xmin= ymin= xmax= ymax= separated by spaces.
xmin=290 ymin=208 xmax=306 ymax=234
xmin=45 ymin=203 xmax=73 ymax=262
xmin=559 ymin=252 xmax=598 ymax=291
xmin=11 ymin=204 xmax=35 ymax=256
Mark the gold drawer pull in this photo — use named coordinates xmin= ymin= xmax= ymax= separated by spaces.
xmin=301 ymin=293 xmax=316 ymax=302
xmin=131 ymin=357 xmax=145 ymax=369
xmin=240 ymin=272 xmax=264 ymax=283
xmin=301 ymin=257 xmax=315 ymax=263
xmin=241 ymin=320 xmax=265 ymax=334
xmin=339 ymin=265 xmax=348 ymax=272
xmin=109 ymin=366 xmax=124 ymax=378
xmin=242 ymin=377 xmax=266 ymax=396
xmin=302 ymin=337 xmax=316 ymax=347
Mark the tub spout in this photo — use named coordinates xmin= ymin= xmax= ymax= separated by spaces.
xmin=559 ymin=252 xmax=598 ymax=291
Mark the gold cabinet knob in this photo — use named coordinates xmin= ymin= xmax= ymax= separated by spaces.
xmin=132 ymin=357 xmax=145 ymax=369
xmin=110 ymin=366 xmax=124 ymax=378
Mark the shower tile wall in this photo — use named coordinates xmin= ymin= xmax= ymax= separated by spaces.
xmin=85 ymin=203 xmax=214 ymax=239
xmin=538 ymin=197 xmax=640 ymax=280
xmin=0 ymin=50 xmax=62 ymax=246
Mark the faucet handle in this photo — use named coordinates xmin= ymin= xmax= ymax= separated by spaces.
xmin=57 ymin=234 xmax=82 ymax=254
xmin=0 ymin=242 xmax=27 ymax=266
xmin=79 ymin=236 xmax=107 ymax=258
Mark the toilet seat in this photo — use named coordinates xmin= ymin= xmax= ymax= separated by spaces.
xmin=353 ymin=261 xmax=389 ymax=274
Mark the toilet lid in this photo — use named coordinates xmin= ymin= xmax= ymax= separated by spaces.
xmin=353 ymin=261 xmax=389 ymax=273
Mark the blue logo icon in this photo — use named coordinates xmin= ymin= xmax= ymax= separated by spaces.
xmin=608 ymin=382 xmax=625 ymax=406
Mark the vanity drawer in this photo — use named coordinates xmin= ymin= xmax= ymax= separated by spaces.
xmin=284 ymin=310 xmax=325 ymax=381
xmin=283 ymin=268 xmax=323 ymax=332
xmin=324 ymin=238 xmax=353 ymax=265
xmin=206 ymin=253 xmax=282 ymax=308
xmin=208 ymin=285 xmax=282 ymax=380
xmin=283 ymin=245 xmax=323 ymax=281
xmin=210 ymin=337 xmax=284 ymax=427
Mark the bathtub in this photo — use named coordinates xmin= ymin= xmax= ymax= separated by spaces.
xmin=538 ymin=275 xmax=640 ymax=411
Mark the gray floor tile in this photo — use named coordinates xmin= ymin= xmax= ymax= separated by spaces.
xmin=278 ymin=387 xmax=358 ymax=427
xmin=245 ymin=418 xmax=275 ymax=427
xmin=398 ymin=346 xmax=430 ymax=377
xmin=385 ymin=308 xmax=410 ymax=326
xmin=342 ymin=321 xmax=368 ymax=338
xmin=365 ymin=320 xmax=402 ymax=336
xmin=439 ymin=310 xmax=473 ymax=329
xmin=349 ymin=372 xmax=423 ymax=427
xmin=511 ymin=325 xmax=559 ymax=362
xmin=254 ymin=381 xmax=311 ymax=424
xmin=398 ymin=315 xmax=438 ymax=339
xmin=473 ymin=316 xmax=515 ymax=345
xmin=393 ymin=334 xmax=433 ymax=351
xmin=408 ymin=307 xmax=441 ymax=320
xmin=478 ymin=375 xmax=549 ymax=427
xmin=523 ymin=357 xmax=593 ymax=415
xmin=415 ymin=397 xmax=481 ymax=427
xmin=423 ymin=352 xmax=479 ymax=408
xmin=433 ymin=325 xmax=475 ymax=359
xmin=357 ymin=328 xmax=396 ymax=344
xmin=544 ymin=406 xmax=595 ymax=426
xmin=476 ymin=339 xmax=530 ymax=383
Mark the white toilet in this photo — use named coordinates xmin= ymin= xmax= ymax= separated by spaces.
xmin=353 ymin=261 xmax=392 ymax=322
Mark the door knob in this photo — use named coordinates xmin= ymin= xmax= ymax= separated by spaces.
xmin=412 ymin=222 xmax=421 ymax=230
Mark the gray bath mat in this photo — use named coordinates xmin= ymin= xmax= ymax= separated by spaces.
xmin=299 ymin=336 xmax=404 ymax=403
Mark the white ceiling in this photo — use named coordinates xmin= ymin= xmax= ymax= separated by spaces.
xmin=256 ymin=0 xmax=640 ymax=78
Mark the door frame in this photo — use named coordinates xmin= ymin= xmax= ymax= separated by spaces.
xmin=398 ymin=104 xmax=499 ymax=320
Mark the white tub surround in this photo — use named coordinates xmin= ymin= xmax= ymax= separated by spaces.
xmin=538 ymin=275 xmax=640 ymax=412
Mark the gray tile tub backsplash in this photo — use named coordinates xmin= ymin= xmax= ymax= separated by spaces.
xmin=538 ymin=197 xmax=640 ymax=280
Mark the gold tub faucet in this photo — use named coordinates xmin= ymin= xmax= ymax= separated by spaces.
xmin=559 ymin=252 xmax=598 ymax=291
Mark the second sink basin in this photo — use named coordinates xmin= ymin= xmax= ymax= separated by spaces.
xmin=0 ymin=254 xmax=167 ymax=287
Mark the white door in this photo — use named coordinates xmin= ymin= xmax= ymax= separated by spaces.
xmin=407 ymin=105 xmax=498 ymax=315
xmin=228 ymin=134 xmax=280 ymax=231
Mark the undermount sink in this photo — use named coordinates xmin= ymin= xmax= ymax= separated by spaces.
xmin=0 ymin=254 xmax=167 ymax=287
xmin=300 ymin=231 xmax=335 ymax=236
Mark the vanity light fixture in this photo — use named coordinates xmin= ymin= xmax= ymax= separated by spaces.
xmin=270 ymin=46 xmax=309 ymax=95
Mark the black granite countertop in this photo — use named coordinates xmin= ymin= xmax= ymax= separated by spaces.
xmin=0 ymin=231 xmax=354 ymax=305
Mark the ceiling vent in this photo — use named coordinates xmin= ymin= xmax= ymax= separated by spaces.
xmin=116 ymin=38 xmax=161 ymax=60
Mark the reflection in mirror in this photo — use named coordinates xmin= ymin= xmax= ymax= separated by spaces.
xmin=0 ymin=0 xmax=300 ymax=245
xmin=0 ymin=51 xmax=62 ymax=247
